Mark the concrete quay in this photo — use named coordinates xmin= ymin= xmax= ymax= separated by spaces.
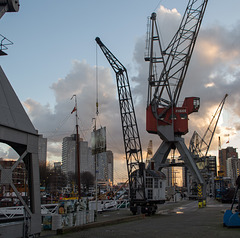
xmin=41 ymin=198 xmax=240 ymax=238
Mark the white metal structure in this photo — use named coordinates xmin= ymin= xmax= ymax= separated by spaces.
xmin=0 ymin=66 xmax=41 ymax=236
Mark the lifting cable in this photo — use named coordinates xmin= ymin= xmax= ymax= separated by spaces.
xmin=46 ymin=113 xmax=72 ymax=139
xmin=153 ymin=0 xmax=165 ymax=12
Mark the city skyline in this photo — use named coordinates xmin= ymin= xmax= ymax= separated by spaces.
xmin=0 ymin=1 xmax=240 ymax=182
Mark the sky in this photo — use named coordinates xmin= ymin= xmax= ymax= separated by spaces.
xmin=1 ymin=0 xmax=240 ymax=183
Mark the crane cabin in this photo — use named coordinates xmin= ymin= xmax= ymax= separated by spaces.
xmin=130 ymin=169 xmax=166 ymax=214
xmin=146 ymin=97 xmax=200 ymax=135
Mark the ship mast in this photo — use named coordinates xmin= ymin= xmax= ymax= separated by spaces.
xmin=71 ymin=94 xmax=81 ymax=199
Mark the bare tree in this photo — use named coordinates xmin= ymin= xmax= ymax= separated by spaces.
xmin=81 ymin=171 xmax=94 ymax=193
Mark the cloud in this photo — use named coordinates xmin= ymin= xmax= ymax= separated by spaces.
xmin=131 ymin=6 xmax=240 ymax=155
xmin=185 ymin=24 xmax=240 ymax=144
xmin=0 ymin=143 xmax=18 ymax=160
xmin=0 ymin=145 xmax=8 ymax=159
xmin=24 ymin=59 xmax=122 ymax=163
xmin=20 ymin=5 xmax=240 ymax=179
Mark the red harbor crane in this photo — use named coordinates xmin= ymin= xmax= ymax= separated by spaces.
xmin=145 ymin=0 xmax=209 ymax=199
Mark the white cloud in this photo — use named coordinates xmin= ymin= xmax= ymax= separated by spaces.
xmin=24 ymin=59 xmax=123 ymax=163
xmin=0 ymin=143 xmax=18 ymax=160
xmin=19 ymin=5 xmax=240 ymax=178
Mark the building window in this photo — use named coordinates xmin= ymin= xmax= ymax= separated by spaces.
xmin=147 ymin=189 xmax=153 ymax=199
xmin=133 ymin=177 xmax=137 ymax=188
xmin=146 ymin=178 xmax=153 ymax=188
xmin=180 ymin=113 xmax=187 ymax=119
xmin=154 ymin=178 xmax=158 ymax=188
xmin=170 ymin=114 xmax=177 ymax=120
xmin=160 ymin=182 xmax=162 ymax=188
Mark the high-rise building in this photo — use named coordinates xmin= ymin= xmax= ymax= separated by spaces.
xmin=62 ymin=134 xmax=76 ymax=175
xmin=61 ymin=134 xmax=95 ymax=176
xmin=219 ymin=147 xmax=238 ymax=176
xmin=80 ymin=141 xmax=95 ymax=175
xmin=206 ymin=156 xmax=217 ymax=176
xmin=38 ymin=134 xmax=47 ymax=168
xmin=107 ymin=150 xmax=114 ymax=185
xmin=162 ymin=160 xmax=173 ymax=187
xmin=62 ymin=134 xmax=114 ymax=187
xmin=96 ymin=150 xmax=114 ymax=186
xmin=226 ymin=157 xmax=240 ymax=186
xmin=54 ymin=162 xmax=62 ymax=172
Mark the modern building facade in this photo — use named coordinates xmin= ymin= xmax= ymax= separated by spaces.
xmin=96 ymin=150 xmax=114 ymax=186
xmin=80 ymin=141 xmax=95 ymax=175
xmin=62 ymin=134 xmax=76 ymax=175
xmin=161 ymin=159 xmax=173 ymax=187
xmin=62 ymin=134 xmax=95 ymax=176
xmin=38 ymin=134 xmax=47 ymax=168
xmin=219 ymin=147 xmax=238 ymax=176
xmin=206 ymin=156 xmax=217 ymax=176
xmin=62 ymin=134 xmax=114 ymax=187
xmin=226 ymin=157 xmax=240 ymax=186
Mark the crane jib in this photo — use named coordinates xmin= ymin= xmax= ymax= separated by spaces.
xmin=146 ymin=0 xmax=208 ymax=137
xmin=95 ymin=37 xmax=146 ymax=206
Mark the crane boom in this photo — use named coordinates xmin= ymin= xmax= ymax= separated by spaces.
xmin=189 ymin=94 xmax=228 ymax=158
xmin=147 ymin=0 xmax=208 ymax=108
xmin=95 ymin=37 xmax=146 ymax=207
xmin=146 ymin=0 xmax=208 ymax=140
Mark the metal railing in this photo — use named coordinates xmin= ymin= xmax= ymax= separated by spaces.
xmin=0 ymin=33 xmax=13 ymax=52
xmin=0 ymin=204 xmax=59 ymax=220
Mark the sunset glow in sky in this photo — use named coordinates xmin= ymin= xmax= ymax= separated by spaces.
xmin=1 ymin=0 xmax=240 ymax=183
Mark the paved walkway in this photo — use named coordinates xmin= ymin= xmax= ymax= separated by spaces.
xmin=41 ymin=198 xmax=240 ymax=238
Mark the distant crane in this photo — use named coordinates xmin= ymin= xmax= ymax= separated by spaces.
xmin=145 ymin=1 xmax=209 ymax=200
xmin=188 ymin=94 xmax=228 ymax=198
xmin=189 ymin=94 xmax=228 ymax=160
xmin=146 ymin=140 xmax=153 ymax=165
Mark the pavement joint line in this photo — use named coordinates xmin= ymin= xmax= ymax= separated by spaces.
xmin=56 ymin=214 xmax=145 ymax=235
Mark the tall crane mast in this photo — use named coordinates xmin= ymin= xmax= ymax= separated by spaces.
xmin=146 ymin=1 xmax=208 ymax=196
xmin=95 ymin=37 xmax=146 ymax=212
